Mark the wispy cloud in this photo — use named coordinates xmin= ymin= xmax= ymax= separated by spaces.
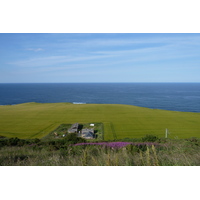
xmin=59 ymin=34 xmax=200 ymax=48
xmin=93 ymin=42 xmax=200 ymax=61
xmin=26 ymin=48 xmax=44 ymax=52
xmin=7 ymin=54 xmax=113 ymax=68
xmin=9 ymin=40 xmax=200 ymax=70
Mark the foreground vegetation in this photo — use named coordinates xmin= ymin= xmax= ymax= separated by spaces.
xmin=0 ymin=102 xmax=200 ymax=139
xmin=0 ymin=134 xmax=199 ymax=166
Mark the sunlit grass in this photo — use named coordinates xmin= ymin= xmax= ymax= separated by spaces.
xmin=0 ymin=102 xmax=200 ymax=139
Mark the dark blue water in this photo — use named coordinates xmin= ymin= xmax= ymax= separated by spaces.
xmin=0 ymin=83 xmax=200 ymax=112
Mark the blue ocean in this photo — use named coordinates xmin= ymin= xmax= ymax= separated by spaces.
xmin=0 ymin=83 xmax=200 ymax=112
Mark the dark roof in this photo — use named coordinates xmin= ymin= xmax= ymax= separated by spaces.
xmin=82 ymin=128 xmax=94 ymax=134
xmin=68 ymin=123 xmax=79 ymax=133
xmin=71 ymin=123 xmax=79 ymax=129
xmin=82 ymin=132 xmax=94 ymax=138
xmin=82 ymin=128 xmax=94 ymax=138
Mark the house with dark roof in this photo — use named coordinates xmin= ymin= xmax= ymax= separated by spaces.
xmin=81 ymin=128 xmax=94 ymax=139
xmin=68 ymin=123 xmax=79 ymax=133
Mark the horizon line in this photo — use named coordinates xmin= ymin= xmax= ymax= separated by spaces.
xmin=0 ymin=82 xmax=200 ymax=84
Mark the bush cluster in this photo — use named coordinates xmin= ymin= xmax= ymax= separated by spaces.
xmin=0 ymin=137 xmax=40 ymax=147
xmin=0 ymin=133 xmax=86 ymax=149
xmin=142 ymin=134 xmax=159 ymax=142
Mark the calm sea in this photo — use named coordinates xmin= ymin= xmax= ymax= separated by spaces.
xmin=0 ymin=83 xmax=200 ymax=112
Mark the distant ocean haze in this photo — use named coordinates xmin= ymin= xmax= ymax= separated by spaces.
xmin=0 ymin=83 xmax=200 ymax=112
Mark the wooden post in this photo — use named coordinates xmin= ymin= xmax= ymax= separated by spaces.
xmin=165 ymin=128 xmax=168 ymax=138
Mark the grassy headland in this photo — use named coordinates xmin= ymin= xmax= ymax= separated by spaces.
xmin=0 ymin=102 xmax=200 ymax=139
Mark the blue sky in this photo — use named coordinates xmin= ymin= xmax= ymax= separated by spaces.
xmin=0 ymin=33 xmax=200 ymax=83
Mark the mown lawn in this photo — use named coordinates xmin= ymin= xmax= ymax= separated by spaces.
xmin=0 ymin=102 xmax=200 ymax=139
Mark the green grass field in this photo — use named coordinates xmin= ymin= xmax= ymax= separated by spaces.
xmin=0 ymin=102 xmax=200 ymax=139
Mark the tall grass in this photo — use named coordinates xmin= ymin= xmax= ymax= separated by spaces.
xmin=0 ymin=138 xmax=199 ymax=166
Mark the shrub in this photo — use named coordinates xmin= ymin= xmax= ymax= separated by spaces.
xmin=59 ymin=148 xmax=68 ymax=157
xmin=7 ymin=137 xmax=21 ymax=146
xmin=142 ymin=134 xmax=159 ymax=142
xmin=64 ymin=133 xmax=86 ymax=144
xmin=17 ymin=139 xmax=26 ymax=146
xmin=136 ymin=144 xmax=147 ymax=151
xmin=33 ymin=138 xmax=40 ymax=143
xmin=126 ymin=144 xmax=139 ymax=154
xmin=121 ymin=138 xmax=142 ymax=142
xmin=186 ymin=137 xmax=199 ymax=143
